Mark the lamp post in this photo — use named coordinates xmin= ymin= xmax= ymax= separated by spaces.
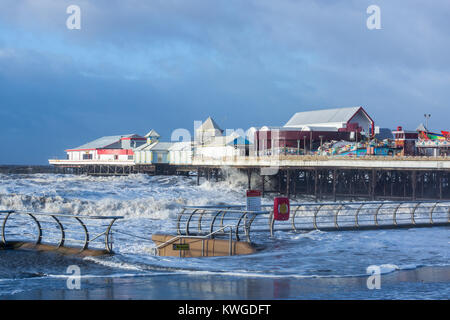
xmin=424 ymin=114 xmax=431 ymax=131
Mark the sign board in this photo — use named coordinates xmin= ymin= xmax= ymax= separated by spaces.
xmin=173 ymin=243 xmax=190 ymax=251
xmin=274 ymin=197 xmax=290 ymax=221
xmin=246 ymin=190 xmax=262 ymax=211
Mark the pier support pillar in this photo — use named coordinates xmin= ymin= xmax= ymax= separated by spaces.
xmin=314 ymin=170 xmax=318 ymax=202
xmin=371 ymin=169 xmax=376 ymax=201
xmin=286 ymin=170 xmax=291 ymax=198
xmin=412 ymin=171 xmax=417 ymax=200
xmin=261 ymin=174 xmax=265 ymax=197
xmin=333 ymin=169 xmax=337 ymax=202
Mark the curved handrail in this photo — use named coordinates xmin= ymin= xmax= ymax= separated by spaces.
xmin=429 ymin=202 xmax=439 ymax=224
xmin=411 ymin=202 xmax=421 ymax=225
xmin=354 ymin=203 xmax=365 ymax=227
xmin=0 ymin=210 xmax=123 ymax=253
xmin=374 ymin=203 xmax=384 ymax=226
xmin=392 ymin=203 xmax=403 ymax=226
xmin=334 ymin=204 xmax=344 ymax=229
xmin=51 ymin=215 xmax=65 ymax=248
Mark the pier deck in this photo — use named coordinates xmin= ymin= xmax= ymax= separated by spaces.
xmin=46 ymin=156 xmax=450 ymax=200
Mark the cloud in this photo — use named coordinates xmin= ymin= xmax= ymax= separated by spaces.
xmin=0 ymin=0 xmax=450 ymax=163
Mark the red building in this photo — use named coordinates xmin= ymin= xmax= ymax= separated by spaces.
xmin=65 ymin=134 xmax=147 ymax=161
xmin=255 ymin=106 xmax=375 ymax=155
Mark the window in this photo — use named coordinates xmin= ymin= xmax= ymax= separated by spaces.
xmin=82 ymin=154 xmax=92 ymax=160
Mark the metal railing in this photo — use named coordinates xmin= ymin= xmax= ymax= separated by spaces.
xmin=269 ymin=200 xmax=450 ymax=236
xmin=153 ymin=224 xmax=238 ymax=257
xmin=0 ymin=210 xmax=123 ymax=253
xmin=178 ymin=200 xmax=450 ymax=239
xmin=177 ymin=206 xmax=269 ymax=242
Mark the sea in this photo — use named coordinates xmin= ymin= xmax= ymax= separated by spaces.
xmin=0 ymin=171 xmax=449 ymax=299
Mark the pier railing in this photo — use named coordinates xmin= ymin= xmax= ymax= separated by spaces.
xmin=0 ymin=210 xmax=123 ymax=253
xmin=179 ymin=201 xmax=450 ymax=240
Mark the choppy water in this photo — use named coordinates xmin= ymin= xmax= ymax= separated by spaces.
xmin=0 ymin=172 xmax=449 ymax=299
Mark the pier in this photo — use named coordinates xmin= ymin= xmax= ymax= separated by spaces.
xmin=187 ymin=156 xmax=450 ymax=200
xmin=47 ymin=155 xmax=450 ymax=200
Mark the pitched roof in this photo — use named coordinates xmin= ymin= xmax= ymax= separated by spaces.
xmin=199 ymin=132 xmax=252 ymax=146
xmin=284 ymin=107 xmax=363 ymax=127
xmin=67 ymin=134 xmax=137 ymax=151
xmin=196 ymin=117 xmax=223 ymax=132
xmin=135 ymin=141 xmax=174 ymax=151
xmin=145 ymin=129 xmax=160 ymax=138
xmin=169 ymin=141 xmax=193 ymax=151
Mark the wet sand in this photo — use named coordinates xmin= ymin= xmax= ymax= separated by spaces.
xmin=2 ymin=265 xmax=449 ymax=300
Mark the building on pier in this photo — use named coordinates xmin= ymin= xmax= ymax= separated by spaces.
xmin=169 ymin=142 xmax=194 ymax=165
xmin=195 ymin=116 xmax=224 ymax=145
xmin=255 ymin=106 xmax=376 ymax=155
xmin=65 ymin=134 xmax=146 ymax=162
xmin=415 ymin=127 xmax=450 ymax=157
xmin=392 ymin=126 xmax=419 ymax=156
xmin=134 ymin=141 xmax=174 ymax=164
xmin=194 ymin=117 xmax=252 ymax=159
xmin=144 ymin=129 xmax=160 ymax=144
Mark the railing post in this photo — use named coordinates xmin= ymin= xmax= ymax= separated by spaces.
xmin=334 ymin=204 xmax=344 ymax=229
xmin=393 ymin=203 xmax=402 ymax=226
xmin=105 ymin=218 xmax=118 ymax=253
xmin=269 ymin=209 xmax=274 ymax=237
xmin=354 ymin=204 xmax=365 ymax=228
xmin=197 ymin=209 xmax=206 ymax=234
xmin=27 ymin=213 xmax=42 ymax=245
xmin=411 ymin=202 xmax=421 ymax=225
xmin=291 ymin=205 xmax=301 ymax=232
xmin=75 ymin=217 xmax=89 ymax=251
xmin=1 ymin=211 xmax=13 ymax=245
xmin=429 ymin=202 xmax=438 ymax=225
xmin=209 ymin=210 xmax=223 ymax=237
xmin=313 ymin=205 xmax=323 ymax=230
xmin=51 ymin=215 xmax=65 ymax=248
xmin=176 ymin=208 xmax=186 ymax=235
xmin=185 ymin=209 xmax=199 ymax=236
xmin=229 ymin=227 xmax=233 ymax=256
xmin=374 ymin=203 xmax=383 ymax=227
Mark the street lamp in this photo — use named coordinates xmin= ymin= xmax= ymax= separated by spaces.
xmin=424 ymin=114 xmax=431 ymax=131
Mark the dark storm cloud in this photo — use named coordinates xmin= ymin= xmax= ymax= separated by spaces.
xmin=0 ymin=0 xmax=449 ymax=164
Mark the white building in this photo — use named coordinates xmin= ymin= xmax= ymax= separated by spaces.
xmin=169 ymin=142 xmax=194 ymax=165
xmin=194 ymin=117 xmax=251 ymax=159
xmin=65 ymin=134 xmax=146 ymax=162
xmin=195 ymin=117 xmax=224 ymax=145
xmin=134 ymin=141 xmax=174 ymax=164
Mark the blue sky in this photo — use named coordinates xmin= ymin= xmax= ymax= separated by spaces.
xmin=1 ymin=0 xmax=449 ymax=164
